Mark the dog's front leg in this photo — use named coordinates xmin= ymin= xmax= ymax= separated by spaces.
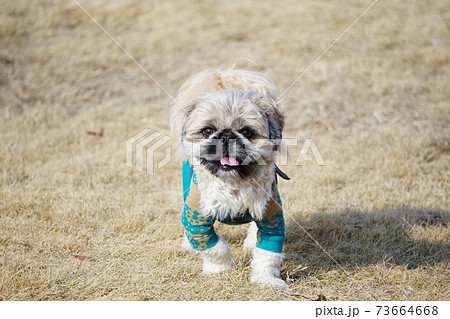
xmin=242 ymin=222 xmax=258 ymax=251
xmin=250 ymin=247 xmax=288 ymax=289
xmin=200 ymin=235 xmax=234 ymax=274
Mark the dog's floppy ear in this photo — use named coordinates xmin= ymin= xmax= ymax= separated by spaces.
xmin=251 ymin=94 xmax=285 ymax=140
xmin=177 ymin=102 xmax=197 ymax=141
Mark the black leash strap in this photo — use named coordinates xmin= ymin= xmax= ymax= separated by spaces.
xmin=275 ymin=165 xmax=290 ymax=181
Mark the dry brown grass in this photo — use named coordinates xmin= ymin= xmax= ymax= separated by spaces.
xmin=0 ymin=0 xmax=449 ymax=300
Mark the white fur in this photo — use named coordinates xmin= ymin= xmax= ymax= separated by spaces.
xmin=195 ymin=165 xmax=275 ymax=221
xmin=242 ymin=222 xmax=258 ymax=252
xmin=200 ymin=235 xmax=234 ymax=274
xmin=250 ymin=247 xmax=288 ymax=289
xmin=181 ymin=233 xmax=196 ymax=254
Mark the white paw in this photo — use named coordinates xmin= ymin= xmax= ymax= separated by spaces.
xmin=181 ymin=233 xmax=196 ymax=254
xmin=200 ymin=235 xmax=234 ymax=274
xmin=202 ymin=260 xmax=233 ymax=274
xmin=250 ymin=274 xmax=289 ymax=290
xmin=250 ymin=247 xmax=288 ymax=289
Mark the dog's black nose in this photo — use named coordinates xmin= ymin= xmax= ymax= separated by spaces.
xmin=221 ymin=133 xmax=233 ymax=144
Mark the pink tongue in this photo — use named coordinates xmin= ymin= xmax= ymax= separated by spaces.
xmin=220 ymin=157 xmax=240 ymax=166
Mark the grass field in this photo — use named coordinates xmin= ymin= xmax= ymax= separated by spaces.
xmin=0 ymin=0 xmax=449 ymax=300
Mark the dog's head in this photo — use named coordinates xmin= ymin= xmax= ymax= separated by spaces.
xmin=179 ymin=89 xmax=284 ymax=179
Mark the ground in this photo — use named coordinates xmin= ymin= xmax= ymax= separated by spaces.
xmin=0 ymin=0 xmax=449 ymax=300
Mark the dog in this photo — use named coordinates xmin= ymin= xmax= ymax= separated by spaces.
xmin=170 ymin=68 xmax=289 ymax=289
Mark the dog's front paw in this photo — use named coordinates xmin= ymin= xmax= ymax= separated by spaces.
xmin=181 ymin=234 xmax=197 ymax=254
xmin=202 ymin=259 xmax=233 ymax=274
xmin=200 ymin=235 xmax=234 ymax=274
xmin=250 ymin=247 xmax=288 ymax=289
xmin=250 ymin=273 xmax=289 ymax=290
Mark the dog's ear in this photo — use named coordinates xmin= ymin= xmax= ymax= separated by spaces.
xmin=178 ymin=102 xmax=197 ymax=140
xmin=251 ymin=94 xmax=285 ymax=140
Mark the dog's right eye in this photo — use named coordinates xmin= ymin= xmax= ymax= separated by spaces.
xmin=202 ymin=127 xmax=216 ymax=138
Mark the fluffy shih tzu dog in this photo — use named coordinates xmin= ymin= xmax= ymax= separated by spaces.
xmin=170 ymin=68 xmax=289 ymax=289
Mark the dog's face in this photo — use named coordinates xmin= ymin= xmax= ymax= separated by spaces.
xmin=180 ymin=89 xmax=284 ymax=179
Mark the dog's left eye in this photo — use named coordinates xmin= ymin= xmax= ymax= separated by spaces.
xmin=240 ymin=129 xmax=253 ymax=138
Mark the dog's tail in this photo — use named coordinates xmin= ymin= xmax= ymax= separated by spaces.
xmin=170 ymin=67 xmax=278 ymax=139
